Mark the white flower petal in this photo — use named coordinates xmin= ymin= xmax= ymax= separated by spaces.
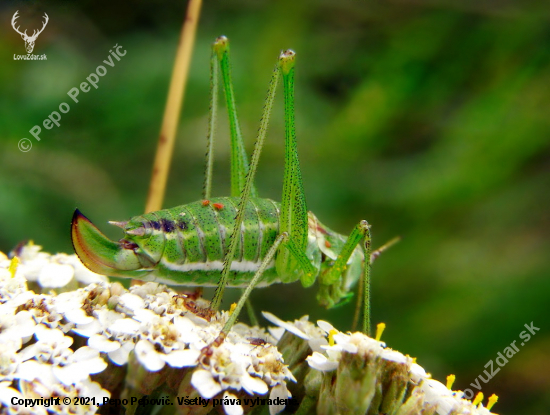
xmin=118 ymin=293 xmax=145 ymax=312
xmin=241 ymin=372 xmax=268 ymax=395
xmin=95 ymin=309 xmax=124 ymax=327
xmin=191 ymin=369 xmax=223 ymax=399
xmin=434 ymin=395 xmax=457 ymax=415
xmin=306 ymin=352 xmax=339 ymax=372
xmin=174 ymin=316 xmax=203 ymax=344
xmin=133 ymin=308 xmax=157 ymax=323
xmin=135 ymin=340 xmax=165 ymax=372
xmin=38 ymin=263 xmax=74 ymax=287
xmin=269 ymin=384 xmax=289 ymax=415
xmin=331 ymin=332 xmax=357 ymax=353
xmin=262 ymin=312 xmax=309 ymax=340
xmin=410 ymin=363 xmax=428 ymax=382
xmin=34 ymin=325 xmax=74 ymax=350
xmin=14 ymin=311 xmax=36 ymax=338
xmin=72 ymin=319 xmax=103 ymax=337
xmin=80 ymin=378 xmax=111 ymax=402
xmin=82 ymin=357 xmax=108 ymax=374
xmin=223 ymin=392 xmax=243 ymax=415
xmin=0 ymin=381 xmax=23 ymax=406
xmin=307 ymin=337 xmax=328 ymax=353
xmin=317 ymin=320 xmax=335 ymax=334
xmin=72 ymin=345 xmax=97 ymax=360
xmin=53 ymin=364 xmax=87 ymax=385
xmin=65 ymin=308 xmax=94 ymax=325
xmin=109 ymin=318 xmax=140 ymax=334
xmin=16 ymin=361 xmax=56 ymax=384
xmin=162 ymin=349 xmax=200 ymax=368
xmin=381 ymin=349 xmax=408 ymax=364
xmin=89 ymin=334 xmax=121 ymax=353
xmin=18 ymin=256 xmax=49 ymax=281
xmin=423 ymin=379 xmax=451 ymax=398
xmin=108 ymin=341 xmax=134 ymax=366
xmin=267 ymin=327 xmax=285 ymax=342
xmin=17 ymin=343 xmax=40 ymax=362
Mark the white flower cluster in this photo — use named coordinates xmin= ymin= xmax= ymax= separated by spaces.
xmin=10 ymin=243 xmax=108 ymax=289
xmin=1 ymin=243 xmax=501 ymax=415
xmin=0 ymin=250 xmax=109 ymax=415
xmin=264 ymin=313 xmax=499 ymax=415
xmin=0 ymin=245 xmax=295 ymax=415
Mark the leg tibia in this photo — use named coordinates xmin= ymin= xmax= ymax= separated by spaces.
xmin=317 ymin=220 xmax=372 ymax=335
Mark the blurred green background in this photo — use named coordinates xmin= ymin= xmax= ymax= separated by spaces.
xmin=1 ymin=0 xmax=549 ymax=413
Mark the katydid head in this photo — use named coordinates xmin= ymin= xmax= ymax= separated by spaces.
xmin=71 ymin=209 xmax=162 ymax=279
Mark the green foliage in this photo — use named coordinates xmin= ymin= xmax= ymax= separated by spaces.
xmin=1 ymin=1 xmax=549 ymax=413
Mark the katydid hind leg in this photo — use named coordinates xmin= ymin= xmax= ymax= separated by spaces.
xmin=211 ymin=50 xmax=281 ymax=311
xmin=275 ymin=50 xmax=310 ymax=284
xmin=202 ymin=46 xmax=219 ymax=200
xmin=213 ymin=36 xmax=257 ymax=199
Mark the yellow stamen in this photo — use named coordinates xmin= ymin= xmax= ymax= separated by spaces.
xmin=472 ymin=392 xmax=484 ymax=406
xmin=328 ymin=329 xmax=338 ymax=346
xmin=229 ymin=303 xmax=237 ymax=315
xmin=446 ymin=374 xmax=456 ymax=389
xmin=375 ymin=322 xmax=386 ymax=341
xmin=405 ymin=354 xmax=416 ymax=363
xmin=487 ymin=394 xmax=498 ymax=410
xmin=8 ymin=257 xmax=20 ymax=278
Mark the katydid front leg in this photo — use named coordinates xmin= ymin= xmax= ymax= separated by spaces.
xmin=321 ymin=221 xmax=373 ymax=335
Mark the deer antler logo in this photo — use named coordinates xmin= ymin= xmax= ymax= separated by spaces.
xmin=12 ymin=10 xmax=49 ymax=54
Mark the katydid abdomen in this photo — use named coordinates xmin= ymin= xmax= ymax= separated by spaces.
xmin=72 ymin=197 xmax=362 ymax=292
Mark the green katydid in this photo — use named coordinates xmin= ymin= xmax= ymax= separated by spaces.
xmin=71 ymin=36 xmax=379 ymax=336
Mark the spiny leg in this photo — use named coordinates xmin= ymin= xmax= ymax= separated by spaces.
xmin=322 ymin=220 xmax=373 ymax=335
xmin=202 ymin=40 xmax=219 ymax=200
xmin=221 ymin=233 xmax=288 ymax=334
xmin=275 ymin=51 xmax=311 ymax=285
xmin=351 ymin=236 xmax=401 ymax=331
xmin=222 ymin=50 xmax=318 ymax=335
xmin=204 ymin=233 xmax=287 ymax=354
xmin=203 ymin=38 xmax=259 ymax=324
xmin=213 ymin=36 xmax=258 ymax=199
xmin=203 ymin=37 xmax=261 ymax=321
xmin=210 ymin=49 xmax=282 ymax=311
